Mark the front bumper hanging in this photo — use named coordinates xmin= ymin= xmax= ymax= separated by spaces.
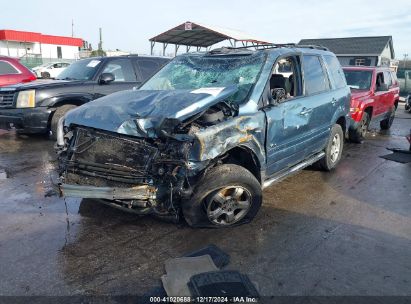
xmin=58 ymin=183 xmax=157 ymax=201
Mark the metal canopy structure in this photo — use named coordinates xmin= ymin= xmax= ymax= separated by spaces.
xmin=149 ymin=21 xmax=271 ymax=56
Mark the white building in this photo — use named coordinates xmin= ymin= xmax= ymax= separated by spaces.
xmin=0 ymin=29 xmax=83 ymax=64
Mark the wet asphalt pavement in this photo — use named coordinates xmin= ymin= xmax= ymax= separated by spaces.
xmin=0 ymin=104 xmax=410 ymax=297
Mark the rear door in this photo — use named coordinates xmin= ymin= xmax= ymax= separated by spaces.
xmin=93 ymin=58 xmax=139 ymax=97
xmin=383 ymin=70 xmax=395 ymax=112
xmin=373 ymin=71 xmax=386 ymax=116
xmin=298 ymin=54 xmax=335 ymax=155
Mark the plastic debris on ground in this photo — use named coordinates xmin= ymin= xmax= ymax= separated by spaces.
xmin=161 ymin=255 xmax=218 ymax=296
xmin=188 ymin=270 xmax=260 ymax=297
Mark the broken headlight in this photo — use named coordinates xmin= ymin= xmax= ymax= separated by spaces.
xmin=135 ymin=118 xmax=153 ymax=135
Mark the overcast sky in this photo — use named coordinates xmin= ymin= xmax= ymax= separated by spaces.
xmin=2 ymin=0 xmax=411 ymax=59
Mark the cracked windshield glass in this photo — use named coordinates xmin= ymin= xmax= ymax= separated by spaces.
xmin=140 ymin=52 xmax=266 ymax=102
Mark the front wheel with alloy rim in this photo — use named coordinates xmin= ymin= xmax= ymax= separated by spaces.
xmin=349 ymin=112 xmax=370 ymax=143
xmin=182 ymin=164 xmax=262 ymax=228
xmin=317 ymin=124 xmax=344 ymax=171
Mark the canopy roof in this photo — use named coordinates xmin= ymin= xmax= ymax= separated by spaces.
xmin=150 ymin=21 xmax=271 ymax=47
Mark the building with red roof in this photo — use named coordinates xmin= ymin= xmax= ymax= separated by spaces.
xmin=0 ymin=29 xmax=84 ymax=64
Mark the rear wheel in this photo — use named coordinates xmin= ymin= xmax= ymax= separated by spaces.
xmin=349 ymin=112 xmax=370 ymax=143
xmin=50 ymin=104 xmax=77 ymax=140
xmin=42 ymin=72 xmax=50 ymax=79
xmin=380 ymin=106 xmax=395 ymax=130
xmin=182 ymin=164 xmax=262 ymax=228
xmin=317 ymin=124 xmax=344 ymax=171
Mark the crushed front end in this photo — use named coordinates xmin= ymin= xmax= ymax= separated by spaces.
xmin=56 ymin=125 xmax=195 ymax=220
xmin=54 ymin=50 xmax=268 ymax=222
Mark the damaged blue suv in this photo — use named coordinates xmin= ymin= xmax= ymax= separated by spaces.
xmin=55 ymin=45 xmax=350 ymax=227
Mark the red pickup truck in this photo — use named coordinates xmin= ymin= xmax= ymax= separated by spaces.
xmin=343 ymin=66 xmax=400 ymax=142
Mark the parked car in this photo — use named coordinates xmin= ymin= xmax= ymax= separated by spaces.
xmin=397 ymin=68 xmax=411 ymax=96
xmin=55 ymin=46 xmax=350 ymax=228
xmin=343 ymin=66 xmax=400 ymax=142
xmin=0 ymin=55 xmax=170 ymax=138
xmin=0 ymin=56 xmax=36 ymax=87
xmin=32 ymin=62 xmax=71 ymax=79
xmin=405 ymin=94 xmax=411 ymax=113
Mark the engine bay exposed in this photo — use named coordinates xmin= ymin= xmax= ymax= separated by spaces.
xmin=57 ymin=100 xmax=237 ymax=220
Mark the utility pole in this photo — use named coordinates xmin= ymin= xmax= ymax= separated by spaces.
xmin=403 ymin=54 xmax=408 ymax=68
xmin=71 ymin=19 xmax=74 ymax=37
xmin=98 ymin=28 xmax=103 ymax=55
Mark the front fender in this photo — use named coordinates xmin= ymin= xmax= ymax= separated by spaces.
xmin=39 ymin=93 xmax=94 ymax=107
xmin=189 ymin=113 xmax=267 ymax=170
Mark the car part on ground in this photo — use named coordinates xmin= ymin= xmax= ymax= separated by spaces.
xmin=184 ymin=244 xmax=230 ymax=269
xmin=188 ymin=271 xmax=259 ymax=298
xmin=143 ymin=244 xmax=230 ymax=298
xmin=161 ymin=255 xmax=218 ymax=297
xmin=55 ymin=46 xmax=350 ymax=228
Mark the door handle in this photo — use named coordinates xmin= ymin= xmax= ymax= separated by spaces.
xmin=331 ymin=98 xmax=338 ymax=106
xmin=299 ymin=108 xmax=313 ymax=116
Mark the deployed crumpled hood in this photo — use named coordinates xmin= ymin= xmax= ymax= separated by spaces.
xmin=64 ymin=85 xmax=238 ymax=136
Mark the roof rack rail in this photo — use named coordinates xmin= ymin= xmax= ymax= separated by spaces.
xmin=295 ymin=44 xmax=329 ymax=51
xmin=213 ymin=43 xmax=329 ymax=52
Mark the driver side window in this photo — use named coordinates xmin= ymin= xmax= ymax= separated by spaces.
xmin=102 ymin=59 xmax=136 ymax=82
xmin=376 ymin=72 xmax=384 ymax=89
xmin=269 ymin=56 xmax=302 ymax=103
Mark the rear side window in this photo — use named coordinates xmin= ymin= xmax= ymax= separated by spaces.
xmin=383 ymin=71 xmax=392 ymax=86
xmin=102 ymin=59 xmax=136 ymax=82
xmin=391 ymin=71 xmax=398 ymax=84
xmin=302 ymin=55 xmax=329 ymax=95
xmin=323 ymin=55 xmax=347 ymax=89
xmin=0 ymin=61 xmax=19 ymax=75
xmin=137 ymin=60 xmax=160 ymax=80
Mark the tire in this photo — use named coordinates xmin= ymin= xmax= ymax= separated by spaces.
xmin=317 ymin=124 xmax=344 ymax=171
xmin=50 ymin=104 xmax=77 ymax=140
xmin=380 ymin=106 xmax=395 ymax=130
xmin=182 ymin=164 xmax=262 ymax=228
xmin=349 ymin=112 xmax=370 ymax=143
xmin=42 ymin=72 xmax=50 ymax=79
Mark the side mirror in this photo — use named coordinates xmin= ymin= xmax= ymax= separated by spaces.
xmin=377 ymin=83 xmax=389 ymax=91
xmin=99 ymin=73 xmax=115 ymax=84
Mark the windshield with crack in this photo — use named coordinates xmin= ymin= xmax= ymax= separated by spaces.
xmin=140 ymin=52 xmax=266 ymax=103
xmin=56 ymin=59 xmax=101 ymax=80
